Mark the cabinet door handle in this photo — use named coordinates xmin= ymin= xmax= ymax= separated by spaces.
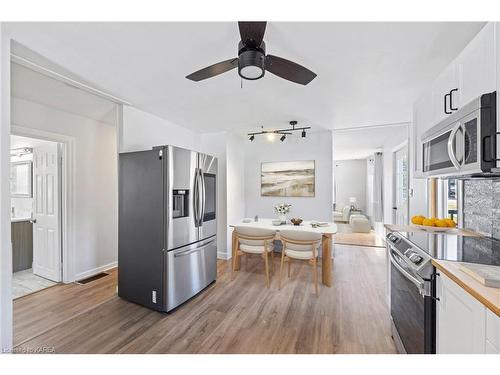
xmin=444 ymin=93 xmax=452 ymax=114
xmin=449 ymin=88 xmax=458 ymax=111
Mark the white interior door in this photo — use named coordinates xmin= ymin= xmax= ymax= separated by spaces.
xmin=32 ymin=142 xmax=61 ymax=282
xmin=392 ymin=145 xmax=409 ymax=225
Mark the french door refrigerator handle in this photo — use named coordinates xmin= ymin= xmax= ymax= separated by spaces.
xmin=195 ymin=168 xmax=204 ymax=226
xmin=447 ymin=122 xmax=463 ymax=170
xmin=193 ymin=168 xmax=200 ymax=227
xmin=200 ymin=171 xmax=206 ymax=223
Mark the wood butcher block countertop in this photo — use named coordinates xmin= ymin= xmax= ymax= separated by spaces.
xmin=384 ymin=224 xmax=482 ymax=237
xmin=432 ymin=259 xmax=500 ymax=316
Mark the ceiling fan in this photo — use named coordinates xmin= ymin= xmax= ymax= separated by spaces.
xmin=185 ymin=22 xmax=317 ymax=85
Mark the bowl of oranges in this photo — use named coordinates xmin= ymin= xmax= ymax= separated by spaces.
xmin=411 ymin=215 xmax=457 ymax=232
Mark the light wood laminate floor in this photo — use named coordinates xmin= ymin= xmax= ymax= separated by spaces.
xmin=13 ymin=244 xmax=396 ymax=354
xmin=334 ymin=223 xmax=386 ymax=248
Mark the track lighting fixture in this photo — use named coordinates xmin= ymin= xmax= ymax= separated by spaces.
xmin=247 ymin=121 xmax=311 ymax=142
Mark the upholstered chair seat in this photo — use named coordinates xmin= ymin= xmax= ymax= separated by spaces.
xmin=279 ymin=230 xmax=323 ymax=296
xmin=233 ymin=226 xmax=277 ymax=287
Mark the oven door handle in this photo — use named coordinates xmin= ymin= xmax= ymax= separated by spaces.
xmin=447 ymin=122 xmax=463 ymax=170
xmin=389 ymin=248 xmax=427 ymax=295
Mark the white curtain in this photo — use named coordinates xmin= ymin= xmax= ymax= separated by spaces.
xmin=372 ymin=152 xmax=384 ymax=222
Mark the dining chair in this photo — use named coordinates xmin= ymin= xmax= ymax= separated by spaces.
xmin=279 ymin=230 xmax=322 ymax=296
xmin=232 ymin=226 xmax=276 ymax=288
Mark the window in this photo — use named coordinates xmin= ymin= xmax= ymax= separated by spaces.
xmin=438 ymin=179 xmax=458 ymax=221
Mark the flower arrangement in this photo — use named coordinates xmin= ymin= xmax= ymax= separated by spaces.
xmin=274 ymin=203 xmax=292 ymax=215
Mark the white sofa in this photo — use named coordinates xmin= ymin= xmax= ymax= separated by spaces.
xmin=333 ymin=205 xmax=351 ymax=223
xmin=349 ymin=214 xmax=371 ymax=233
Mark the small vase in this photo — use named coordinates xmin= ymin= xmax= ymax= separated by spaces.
xmin=279 ymin=214 xmax=287 ymax=224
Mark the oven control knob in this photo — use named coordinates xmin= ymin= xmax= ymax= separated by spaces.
xmin=410 ymin=254 xmax=423 ymax=264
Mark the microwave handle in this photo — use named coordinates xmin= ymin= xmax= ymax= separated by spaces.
xmin=482 ymin=132 xmax=500 ymax=163
xmin=447 ymin=122 xmax=462 ymax=170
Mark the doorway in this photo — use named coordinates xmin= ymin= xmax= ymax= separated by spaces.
xmin=10 ymin=134 xmax=63 ymax=299
xmin=392 ymin=142 xmax=409 ymax=225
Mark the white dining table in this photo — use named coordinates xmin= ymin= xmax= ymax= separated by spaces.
xmin=229 ymin=219 xmax=337 ymax=286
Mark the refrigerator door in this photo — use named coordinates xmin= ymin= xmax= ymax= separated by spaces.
xmin=198 ymin=153 xmax=217 ymax=241
xmin=166 ymin=236 xmax=217 ymax=311
xmin=166 ymin=146 xmax=200 ymax=250
xmin=118 ymin=149 xmax=166 ymax=310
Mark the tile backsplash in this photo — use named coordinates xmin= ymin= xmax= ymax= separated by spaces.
xmin=463 ymin=179 xmax=500 ymax=239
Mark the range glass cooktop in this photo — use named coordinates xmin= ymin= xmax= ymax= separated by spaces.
xmin=398 ymin=231 xmax=500 ymax=266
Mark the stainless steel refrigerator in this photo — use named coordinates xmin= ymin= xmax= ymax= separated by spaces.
xmin=118 ymin=145 xmax=217 ymax=312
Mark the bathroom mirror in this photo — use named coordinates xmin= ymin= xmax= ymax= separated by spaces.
xmin=10 ymin=161 xmax=33 ymax=198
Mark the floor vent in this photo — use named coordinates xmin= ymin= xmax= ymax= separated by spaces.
xmin=76 ymin=272 xmax=109 ymax=285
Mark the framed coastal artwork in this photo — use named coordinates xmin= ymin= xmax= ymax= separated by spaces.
xmin=261 ymin=160 xmax=315 ymax=197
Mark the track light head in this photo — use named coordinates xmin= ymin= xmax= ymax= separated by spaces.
xmin=301 ymin=129 xmax=306 ymax=138
xmin=280 ymin=134 xmax=286 ymax=142
xmin=249 ymin=135 xmax=255 ymax=142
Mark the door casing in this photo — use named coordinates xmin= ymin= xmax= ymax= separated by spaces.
xmin=11 ymin=125 xmax=75 ymax=283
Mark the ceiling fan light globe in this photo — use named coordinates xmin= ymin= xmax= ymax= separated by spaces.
xmin=238 ymin=49 xmax=265 ymax=80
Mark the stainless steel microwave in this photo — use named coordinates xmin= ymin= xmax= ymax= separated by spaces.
xmin=421 ymin=91 xmax=497 ymax=178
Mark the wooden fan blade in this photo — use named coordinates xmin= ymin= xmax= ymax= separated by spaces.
xmin=238 ymin=21 xmax=267 ymax=47
xmin=186 ymin=58 xmax=238 ymax=82
xmin=265 ymin=55 xmax=317 ymax=85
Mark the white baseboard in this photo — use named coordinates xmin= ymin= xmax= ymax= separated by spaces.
xmin=74 ymin=261 xmax=117 ymax=282
xmin=217 ymin=251 xmax=230 ymax=260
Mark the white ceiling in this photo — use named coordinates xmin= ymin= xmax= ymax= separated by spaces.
xmin=5 ymin=22 xmax=485 ymax=133
xmin=11 ymin=63 xmax=118 ymax=125
xmin=333 ymin=125 xmax=409 ymax=160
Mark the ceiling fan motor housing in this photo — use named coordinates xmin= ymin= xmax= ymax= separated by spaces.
xmin=238 ymin=40 xmax=266 ymax=80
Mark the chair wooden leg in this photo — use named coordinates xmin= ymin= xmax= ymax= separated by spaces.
xmin=232 ymin=249 xmax=238 ymax=275
xmin=279 ymin=252 xmax=285 ymax=290
xmin=288 ymin=259 xmax=291 ymax=278
xmin=271 ymin=250 xmax=275 ymax=274
xmin=264 ymin=251 xmax=270 ymax=288
xmin=313 ymin=257 xmax=319 ymax=297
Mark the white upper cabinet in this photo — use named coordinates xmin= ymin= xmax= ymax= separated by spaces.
xmin=412 ymin=22 xmax=497 ymax=175
xmin=455 ymin=22 xmax=496 ymax=108
xmin=412 ymin=92 xmax=433 ymax=176
xmin=431 ymin=61 xmax=459 ymax=126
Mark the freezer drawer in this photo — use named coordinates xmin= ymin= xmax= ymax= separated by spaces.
xmin=166 ymin=236 xmax=217 ymax=311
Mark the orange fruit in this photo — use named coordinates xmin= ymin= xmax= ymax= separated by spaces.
xmin=411 ymin=215 xmax=425 ymax=225
xmin=444 ymin=219 xmax=456 ymax=228
xmin=435 ymin=219 xmax=448 ymax=227
xmin=422 ymin=218 xmax=436 ymax=227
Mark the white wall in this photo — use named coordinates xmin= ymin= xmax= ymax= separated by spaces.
xmin=243 ymin=131 xmax=333 ymax=222
xmin=225 ymin=133 xmax=246 ymax=256
xmin=11 ymin=97 xmax=118 ymax=280
xmin=120 ymin=106 xmax=200 ymax=152
xmin=334 ymin=159 xmax=367 ymax=212
xmin=0 ymin=24 xmax=13 ymax=351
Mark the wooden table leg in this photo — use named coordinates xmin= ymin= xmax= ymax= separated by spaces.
xmin=321 ymin=234 xmax=332 ymax=287
xmin=231 ymin=229 xmax=240 ymax=271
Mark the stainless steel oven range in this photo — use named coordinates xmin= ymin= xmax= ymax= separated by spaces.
xmin=386 ymin=232 xmax=436 ymax=354
xmin=387 ymin=230 xmax=500 ymax=354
